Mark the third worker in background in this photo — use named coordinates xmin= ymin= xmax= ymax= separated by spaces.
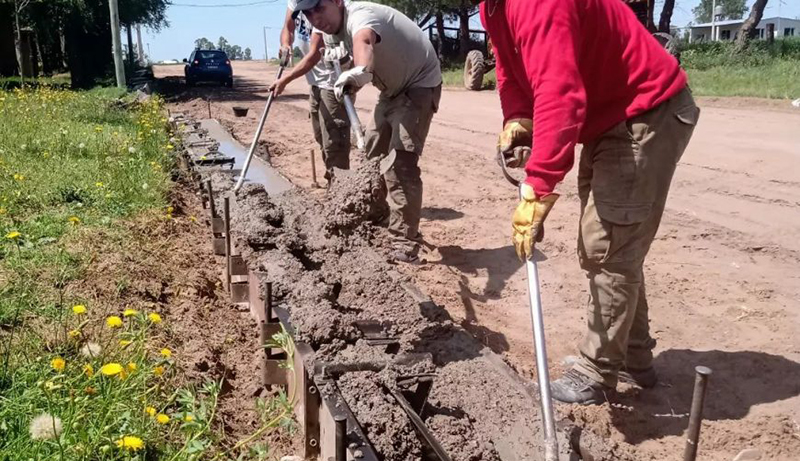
xmin=293 ymin=0 xmax=442 ymax=265
xmin=272 ymin=0 xmax=351 ymax=183
xmin=480 ymin=0 xmax=700 ymax=404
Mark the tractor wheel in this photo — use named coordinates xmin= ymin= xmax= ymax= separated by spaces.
xmin=464 ymin=50 xmax=485 ymax=91
xmin=653 ymin=32 xmax=682 ymax=64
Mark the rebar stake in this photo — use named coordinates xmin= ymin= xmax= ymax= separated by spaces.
xmin=684 ymin=366 xmax=712 ymax=461
xmin=310 ymin=149 xmax=320 ymax=188
xmin=335 ymin=415 xmax=347 ymax=461
xmin=223 ymin=197 xmax=231 ymax=292
xmin=205 ymin=180 xmax=216 ymax=217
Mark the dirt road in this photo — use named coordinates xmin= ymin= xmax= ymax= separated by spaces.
xmin=156 ymin=61 xmax=800 ymax=460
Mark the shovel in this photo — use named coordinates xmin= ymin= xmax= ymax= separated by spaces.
xmin=498 ymin=153 xmax=559 ymax=461
xmin=327 ymin=44 xmax=366 ymax=151
xmin=233 ymin=63 xmax=286 ymax=193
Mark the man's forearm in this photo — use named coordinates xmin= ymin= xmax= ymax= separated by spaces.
xmin=283 ymin=51 xmax=321 ymax=82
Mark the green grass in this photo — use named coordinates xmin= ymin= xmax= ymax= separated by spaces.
xmin=687 ymin=59 xmax=800 ymax=99
xmin=0 ymin=87 xmax=296 ymax=460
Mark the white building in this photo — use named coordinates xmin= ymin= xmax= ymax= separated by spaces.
xmin=689 ymin=16 xmax=800 ymax=42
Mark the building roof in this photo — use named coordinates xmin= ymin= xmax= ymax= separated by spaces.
xmin=691 ymin=16 xmax=797 ymax=29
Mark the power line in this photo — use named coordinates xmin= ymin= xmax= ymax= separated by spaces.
xmin=170 ymin=0 xmax=278 ymax=7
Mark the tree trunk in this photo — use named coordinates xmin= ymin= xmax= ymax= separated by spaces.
xmin=126 ymin=24 xmax=135 ymax=71
xmin=458 ymin=5 xmax=470 ymax=59
xmin=435 ymin=11 xmax=445 ymax=60
xmin=658 ymin=0 xmax=675 ymax=33
xmin=14 ymin=1 xmax=25 ymax=79
xmin=737 ymin=0 xmax=769 ymax=47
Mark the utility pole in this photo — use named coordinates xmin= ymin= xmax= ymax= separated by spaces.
xmin=263 ymin=26 xmax=270 ymax=62
xmin=711 ymin=0 xmax=717 ymax=41
xmin=108 ymin=0 xmax=126 ymax=87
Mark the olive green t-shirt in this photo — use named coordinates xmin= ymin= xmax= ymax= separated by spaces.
xmin=324 ymin=1 xmax=442 ymax=97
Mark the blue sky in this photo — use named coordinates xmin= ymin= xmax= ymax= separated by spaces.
xmin=141 ymin=0 xmax=800 ymax=62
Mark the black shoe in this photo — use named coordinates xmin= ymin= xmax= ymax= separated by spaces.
xmin=618 ymin=367 xmax=658 ymax=389
xmin=550 ymin=369 xmax=612 ymax=405
xmin=387 ymin=249 xmax=423 ymax=265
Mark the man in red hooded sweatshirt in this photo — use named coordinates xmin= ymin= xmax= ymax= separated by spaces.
xmin=480 ymin=0 xmax=700 ymax=404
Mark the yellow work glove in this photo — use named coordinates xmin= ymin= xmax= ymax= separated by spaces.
xmin=497 ymin=118 xmax=533 ymax=168
xmin=512 ymin=183 xmax=559 ymax=260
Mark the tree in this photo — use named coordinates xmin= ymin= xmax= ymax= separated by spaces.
xmin=692 ymin=0 xmax=747 ymax=23
xmin=243 ymin=47 xmax=252 ymax=60
xmin=229 ymin=44 xmax=242 ymax=60
xmin=737 ymin=0 xmax=769 ymax=46
xmin=194 ymin=37 xmax=215 ymax=50
xmin=217 ymin=36 xmax=229 ymax=52
xmin=12 ymin=0 xmax=33 ymax=80
xmin=659 ymin=0 xmax=676 ymax=33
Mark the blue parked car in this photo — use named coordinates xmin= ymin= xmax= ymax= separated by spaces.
xmin=184 ymin=50 xmax=233 ymax=87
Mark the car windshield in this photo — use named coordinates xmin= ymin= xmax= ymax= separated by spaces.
xmin=197 ymin=51 xmax=226 ymax=60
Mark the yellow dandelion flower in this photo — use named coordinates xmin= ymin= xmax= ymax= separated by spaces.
xmin=123 ymin=308 xmax=138 ymax=317
xmin=189 ymin=216 xmax=197 ymax=223
xmin=166 ymin=144 xmax=174 ymax=151
xmin=160 ymin=348 xmax=172 ymax=358
xmin=0 ymin=207 xmax=6 ymax=215
xmin=68 ymin=329 xmax=81 ymax=339
xmin=147 ymin=313 xmax=162 ymax=324
xmin=153 ymin=366 xmax=164 ymax=376
xmin=51 ymin=357 xmax=66 ymax=372
xmin=119 ymin=339 xmax=133 ymax=347
xmin=146 ymin=406 xmax=156 ymax=417
xmin=68 ymin=216 xmax=81 ymax=225
xmin=72 ymin=305 xmax=87 ymax=315
xmin=156 ymin=414 xmax=170 ymax=424
xmin=166 ymin=206 xmax=174 ymax=214
xmin=95 ymin=126 xmax=103 ymax=132
xmin=6 ymin=231 xmax=21 ymax=240
xmin=184 ymin=414 xmax=194 ymax=422
xmin=106 ymin=316 xmax=123 ymax=328
xmin=83 ymin=364 xmax=94 ymax=377
xmin=100 ymin=363 xmax=123 ymax=376
xmin=95 ymin=182 xmax=104 ymax=188
xmin=199 ymin=156 xmax=207 ymax=161
xmin=115 ymin=436 xmax=144 ymax=451
xmin=126 ymin=362 xmax=137 ymax=373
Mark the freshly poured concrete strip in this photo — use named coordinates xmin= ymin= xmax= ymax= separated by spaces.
xmin=200 ymin=119 xmax=292 ymax=196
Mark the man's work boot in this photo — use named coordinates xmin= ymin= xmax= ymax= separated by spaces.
xmin=618 ymin=367 xmax=658 ymax=389
xmin=550 ymin=369 xmax=613 ymax=405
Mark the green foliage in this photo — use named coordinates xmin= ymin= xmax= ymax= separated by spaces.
xmin=0 ymin=87 xmax=299 ymax=460
xmin=681 ymin=37 xmax=800 ymax=70
xmin=680 ymin=38 xmax=800 ymax=98
xmin=193 ymin=37 xmax=248 ymax=60
xmin=687 ymin=60 xmax=800 ymax=99
xmin=692 ymin=0 xmax=747 ymax=23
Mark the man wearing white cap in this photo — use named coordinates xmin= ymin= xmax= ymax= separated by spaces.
xmin=293 ymin=0 xmax=442 ymax=264
xmin=272 ymin=1 xmax=351 ymax=182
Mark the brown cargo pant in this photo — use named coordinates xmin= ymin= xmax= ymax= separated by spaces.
xmin=572 ymin=87 xmax=700 ymax=387
xmin=309 ymin=85 xmax=351 ymax=179
xmin=364 ymin=85 xmax=442 ymax=255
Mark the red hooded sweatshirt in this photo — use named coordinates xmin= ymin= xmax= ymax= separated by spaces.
xmin=481 ymin=0 xmax=687 ymax=196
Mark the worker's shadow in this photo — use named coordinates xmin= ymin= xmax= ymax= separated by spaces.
xmin=409 ymin=299 xmax=509 ymax=365
xmin=607 ymin=349 xmax=800 ymax=445
xmin=420 ymin=207 xmax=464 ymax=222
xmin=432 ymin=245 xmax=549 ymax=356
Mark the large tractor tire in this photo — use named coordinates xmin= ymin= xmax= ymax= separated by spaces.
xmin=464 ymin=50 xmax=485 ymax=91
xmin=653 ymin=32 xmax=682 ymax=64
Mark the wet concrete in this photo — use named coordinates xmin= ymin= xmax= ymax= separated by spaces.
xmin=200 ymin=119 xmax=292 ymax=196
